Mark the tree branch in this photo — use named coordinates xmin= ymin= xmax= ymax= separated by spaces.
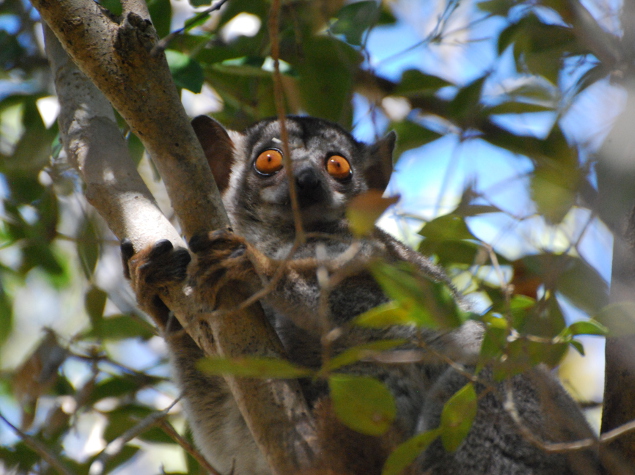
xmin=39 ymin=4 xmax=322 ymax=473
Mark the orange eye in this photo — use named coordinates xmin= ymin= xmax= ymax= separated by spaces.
xmin=255 ymin=149 xmax=283 ymax=175
xmin=326 ymin=155 xmax=351 ymax=180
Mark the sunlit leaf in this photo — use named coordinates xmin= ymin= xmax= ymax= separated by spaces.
xmin=347 ymin=191 xmax=399 ymax=236
xmin=567 ymin=320 xmax=608 ymax=337
xmin=382 ymin=428 xmax=441 ymax=475
xmin=440 ymin=383 xmax=477 ymax=452
xmin=354 ymin=302 xmax=418 ymax=327
xmin=371 ymin=262 xmax=464 ymax=329
xmin=320 ymin=339 xmax=408 ymax=374
xmin=329 ymin=374 xmax=396 ymax=436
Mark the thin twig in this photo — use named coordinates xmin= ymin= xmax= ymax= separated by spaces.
xmin=88 ymin=398 xmax=181 ymax=475
xmin=0 ymin=411 xmax=74 ymax=475
xmin=152 ymin=0 xmax=230 ymax=55
xmin=158 ymin=419 xmax=222 ymax=475
xmin=268 ymin=0 xmax=305 ymax=242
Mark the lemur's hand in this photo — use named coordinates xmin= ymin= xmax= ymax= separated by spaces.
xmin=121 ymin=239 xmax=191 ymax=329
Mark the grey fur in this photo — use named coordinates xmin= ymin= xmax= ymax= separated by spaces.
xmin=165 ymin=116 xmax=601 ymax=474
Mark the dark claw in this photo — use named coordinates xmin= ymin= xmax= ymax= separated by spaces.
xmin=121 ymin=238 xmax=135 ymax=279
xmin=148 ymin=239 xmax=174 ymax=258
xmin=188 ymin=232 xmax=209 ymax=253
xmin=229 ymin=245 xmax=246 ymax=259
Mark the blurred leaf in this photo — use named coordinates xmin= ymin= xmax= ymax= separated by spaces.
xmin=391 ymin=120 xmax=442 ymax=158
xmin=98 ymin=0 xmax=122 ymax=15
xmin=440 ymin=383 xmax=477 ymax=452
xmin=567 ymin=320 xmax=608 ymax=337
xmin=0 ymin=280 xmax=13 ymax=350
xmin=148 ymin=0 xmax=172 ymax=38
xmin=86 ymin=314 xmax=155 ymax=340
xmin=478 ymin=325 xmax=507 ymax=370
xmin=382 ymin=428 xmax=441 ymax=475
xmin=503 ymin=77 xmax=558 ymax=105
xmin=449 ymin=75 xmax=486 ymax=119
xmin=85 ymin=285 xmax=108 ymax=327
xmin=371 ymin=262 xmax=464 ymax=329
xmin=487 ymin=101 xmax=553 ymax=115
xmin=329 ymin=374 xmax=396 ymax=436
xmin=557 ymin=259 xmax=608 ymax=314
xmin=347 ymin=190 xmax=399 ymax=236
xmin=91 ymin=379 xmax=150 ymax=404
xmin=198 ymin=356 xmax=313 ymax=378
xmin=166 ymin=50 xmax=204 ymax=93
xmin=530 ymin=164 xmax=577 ymax=223
xmin=354 ymin=301 xmax=418 ymax=328
xmin=394 ymin=69 xmax=451 ymax=97
xmin=477 ymin=0 xmax=513 ymax=15
xmin=419 ymin=214 xmax=477 ymax=241
xmin=569 ymin=339 xmax=585 ymax=356
xmin=296 ymin=36 xmax=360 ymax=124
xmin=330 ymin=1 xmax=379 ymax=46
xmin=77 ymin=216 xmax=100 ymax=279
xmin=320 ymin=339 xmax=408 ymax=374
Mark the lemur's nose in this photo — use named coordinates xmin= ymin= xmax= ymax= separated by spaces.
xmin=295 ymin=167 xmax=320 ymax=190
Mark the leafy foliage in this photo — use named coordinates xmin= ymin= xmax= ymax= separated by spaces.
xmin=0 ymin=0 xmax=621 ymax=473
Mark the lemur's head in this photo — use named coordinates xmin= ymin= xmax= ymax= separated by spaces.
xmin=192 ymin=115 xmax=395 ymax=234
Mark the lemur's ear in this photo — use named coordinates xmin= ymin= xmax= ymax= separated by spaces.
xmin=191 ymin=115 xmax=235 ymax=193
xmin=364 ymin=131 xmax=396 ymax=192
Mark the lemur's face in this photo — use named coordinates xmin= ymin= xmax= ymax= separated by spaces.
xmin=191 ymin=115 xmax=395 ymax=232
xmin=234 ymin=117 xmax=369 ymax=227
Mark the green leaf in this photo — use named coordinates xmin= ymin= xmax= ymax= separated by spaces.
xmin=449 ymin=75 xmax=486 ymax=119
xmin=320 ymin=339 xmax=408 ymax=374
xmin=329 ymin=374 xmax=396 ymax=436
xmin=440 ymin=383 xmax=477 ymax=452
xmin=77 ymin=216 xmax=100 ymax=279
xmin=569 ymin=340 xmax=585 ymax=356
xmin=98 ymin=0 xmax=122 ymax=15
xmin=296 ymin=36 xmax=360 ymax=124
xmin=394 ymin=69 xmax=451 ymax=97
xmin=391 ymin=120 xmax=442 ymax=158
xmin=197 ymin=357 xmax=314 ymax=379
xmin=354 ymin=302 xmax=416 ymax=328
xmin=382 ymin=428 xmax=441 ymax=475
xmin=477 ymin=0 xmax=513 ymax=15
xmin=419 ymin=214 xmax=476 ymax=241
xmin=596 ymin=303 xmax=635 ymax=337
xmin=347 ymin=191 xmax=399 ymax=236
xmin=487 ymin=101 xmax=553 ymax=115
xmin=85 ymin=314 xmax=155 ymax=340
xmin=567 ymin=320 xmax=608 ymax=337
xmin=330 ymin=1 xmax=379 ymax=46
xmin=148 ymin=0 xmax=172 ymax=38
xmin=85 ymin=286 xmax=108 ymax=333
xmin=530 ymin=165 xmax=577 ymax=224
xmin=557 ymin=259 xmax=608 ymax=314
xmin=166 ymin=50 xmax=204 ymax=93
xmin=371 ymin=262 xmax=464 ymax=329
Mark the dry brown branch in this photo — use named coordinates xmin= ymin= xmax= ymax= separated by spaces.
xmin=37 ymin=4 xmax=324 ymax=473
